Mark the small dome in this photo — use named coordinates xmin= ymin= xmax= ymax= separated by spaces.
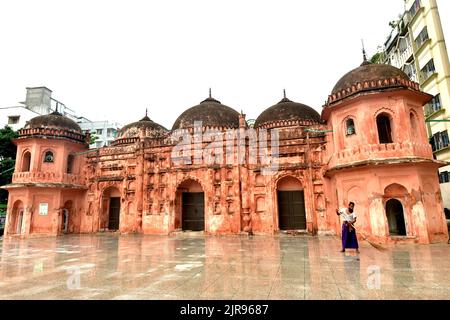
xmin=332 ymin=61 xmax=410 ymax=94
xmin=119 ymin=112 xmax=168 ymax=139
xmin=25 ymin=111 xmax=82 ymax=132
xmin=255 ymin=95 xmax=321 ymax=128
xmin=172 ymin=95 xmax=240 ymax=130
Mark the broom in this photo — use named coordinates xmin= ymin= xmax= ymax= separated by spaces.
xmin=349 ymin=222 xmax=387 ymax=252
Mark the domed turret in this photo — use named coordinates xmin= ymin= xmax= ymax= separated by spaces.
xmin=172 ymin=91 xmax=240 ymax=130
xmin=255 ymin=91 xmax=321 ymax=129
xmin=325 ymin=58 xmax=420 ymax=108
xmin=113 ymin=110 xmax=168 ymax=145
xmin=25 ymin=110 xmax=82 ymax=132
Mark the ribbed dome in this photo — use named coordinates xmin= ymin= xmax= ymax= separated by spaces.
xmin=172 ymin=96 xmax=240 ymax=130
xmin=332 ymin=61 xmax=410 ymax=94
xmin=119 ymin=113 xmax=168 ymax=139
xmin=25 ymin=111 xmax=81 ymax=132
xmin=255 ymin=96 xmax=321 ymax=128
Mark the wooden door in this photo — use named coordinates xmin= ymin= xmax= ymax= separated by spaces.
xmin=278 ymin=191 xmax=306 ymax=230
xmin=182 ymin=193 xmax=205 ymax=231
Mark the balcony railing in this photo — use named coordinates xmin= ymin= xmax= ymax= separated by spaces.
xmin=12 ymin=171 xmax=84 ymax=186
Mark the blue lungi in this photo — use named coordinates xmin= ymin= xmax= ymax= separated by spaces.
xmin=342 ymin=223 xmax=359 ymax=249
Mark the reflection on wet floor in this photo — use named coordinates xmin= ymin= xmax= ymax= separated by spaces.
xmin=0 ymin=234 xmax=449 ymax=300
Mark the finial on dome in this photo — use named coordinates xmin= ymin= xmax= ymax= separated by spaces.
xmin=283 ymin=89 xmax=286 ymax=99
xmin=209 ymin=88 xmax=212 ymax=98
xmin=361 ymin=39 xmax=367 ymax=62
xmin=145 ymin=108 xmax=148 ymax=117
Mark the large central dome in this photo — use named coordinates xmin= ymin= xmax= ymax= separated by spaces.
xmin=255 ymin=94 xmax=321 ymax=128
xmin=172 ymin=95 xmax=240 ymax=130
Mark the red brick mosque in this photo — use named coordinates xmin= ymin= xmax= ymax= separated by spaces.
xmin=2 ymin=59 xmax=449 ymax=244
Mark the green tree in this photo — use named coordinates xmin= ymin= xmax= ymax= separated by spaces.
xmin=90 ymin=133 xmax=98 ymax=145
xmin=0 ymin=126 xmax=18 ymax=203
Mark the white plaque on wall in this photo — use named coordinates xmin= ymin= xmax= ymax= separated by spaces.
xmin=39 ymin=203 xmax=48 ymax=215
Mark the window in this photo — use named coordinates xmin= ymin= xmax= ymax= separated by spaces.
xmin=430 ymin=131 xmax=450 ymax=152
xmin=403 ymin=64 xmax=417 ymax=80
xmin=345 ymin=119 xmax=356 ymax=136
xmin=410 ymin=112 xmax=418 ymax=134
xmin=377 ymin=114 xmax=393 ymax=144
xmin=415 ymin=27 xmax=429 ymax=49
xmin=439 ymin=171 xmax=449 ymax=184
xmin=426 ymin=94 xmax=442 ymax=116
xmin=421 ymin=59 xmax=436 ymax=80
xmin=8 ymin=116 xmax=20 ymax=124
xmin=107 ymin=128 xmax=117 ymax=138
xmin=409 ymin=0 xmax=421 ymax=18
xmin=67 ymin=155 xmax=74 ymax=174
xmin=21 ymin=151 xmax=31 ymax=172
xmin=96 ymin=129 xmax=103 ymax=135
xmin=43 ymin=151 xmax=54 ymax=163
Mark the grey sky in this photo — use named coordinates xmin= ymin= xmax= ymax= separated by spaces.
xmin=1 ymin=0 xmax=449 ymax=129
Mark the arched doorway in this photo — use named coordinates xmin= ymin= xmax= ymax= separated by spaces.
xmin=9 ymin=200 xmax=24 ymax=235
xmin=101 ymin=187 xmax=121 ymax=231
xmin=176 ymin=179 xmax=205 ymax=231
xmin=277 ymin=176 xmax=306 ymax=230
xmin=386 ymin=199 xmax=406 ymax=236
xmin=61 ymin=200 xmax=72 ymax=233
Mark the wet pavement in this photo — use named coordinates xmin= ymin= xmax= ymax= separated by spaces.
xmin=0 ymin=233 xmax=449 ymax=300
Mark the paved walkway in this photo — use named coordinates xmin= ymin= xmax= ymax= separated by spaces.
xmin=0 ymin=234 xmax=449 ymax=300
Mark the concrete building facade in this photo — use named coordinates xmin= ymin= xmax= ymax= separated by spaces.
xmin=0 ymin=87 xmax=122 ymax=149
xmin=382 ymin=0 xmax=450 ymax=208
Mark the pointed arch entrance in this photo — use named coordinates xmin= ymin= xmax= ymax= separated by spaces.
xmin=176 ymin=179 xmax=205 ymax=231
xmin=101 ymin=187 xmax=121 ymax=231
xmin=384 ymin=184 xmax=408 ymax=236
xmin=9 ymin=200 xmax=24 ymax=235
xmin=386 ymin=199 xmax=406 ymax=236
xmin=277 ymin=176 xmax=306 ymax=230
xmin=61 ymin=200 xmax=73 ymax=233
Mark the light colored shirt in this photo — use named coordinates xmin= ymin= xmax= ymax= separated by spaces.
xmin=339 ymin=208 xmax=357 ymax=222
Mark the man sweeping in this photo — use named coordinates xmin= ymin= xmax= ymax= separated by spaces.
xmin=336 ymin=202 xmax=359 ymax=253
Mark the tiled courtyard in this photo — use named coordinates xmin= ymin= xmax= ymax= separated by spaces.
xmin=0 ymin=233 xmax=449 ymax=300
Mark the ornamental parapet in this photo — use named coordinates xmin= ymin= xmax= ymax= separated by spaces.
xmin=12 ymin=171 xmax=84 ymax=185
xmin=17 ymin=127 xmax=86 ymax=144
xmin=325 ymin=76 xmax=421 ymax=106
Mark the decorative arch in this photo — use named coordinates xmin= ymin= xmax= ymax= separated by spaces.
xmin=373 ymin=106 xmax=396 ymax=118
xmin=275 ymin=175 xmax=306 ymax=231
xmin=376 ymin=112 xmax=394 ymax=144
xmin=175 ymin=177 xmax=205 ymax=231
xmin=409 ymin=109 xmax=419 ymax=139
xmin=342 ymin=115 xmax=357 ymax=136
xmin=21 ymin=150 xmax=31 ymax=172
xmin=383 ymin=183 xmax=409 ymax=237
xmin=100 ymin=186 xmax=122 ymax=231
xmin=42 ymin=149 xmax=55 ymax=163
xmin=256 ymin=197 xmax=266 ymax=212
xmin=9 ymin=200 xmax=24 ymax=235
xmin=273 ymin=173 xmax=304 ymax=190
xmin=66 ymin=154 xmax=75 ymax=174
xmin=386 ymin=199 xmax=407 ymax=236
xmin=384 ymin=183 xmax=408 ymax=197
xmin=61 ymin=200 xmax=73 ymax=233
xmin=175 ymin=176 xmax=206 ymax=193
